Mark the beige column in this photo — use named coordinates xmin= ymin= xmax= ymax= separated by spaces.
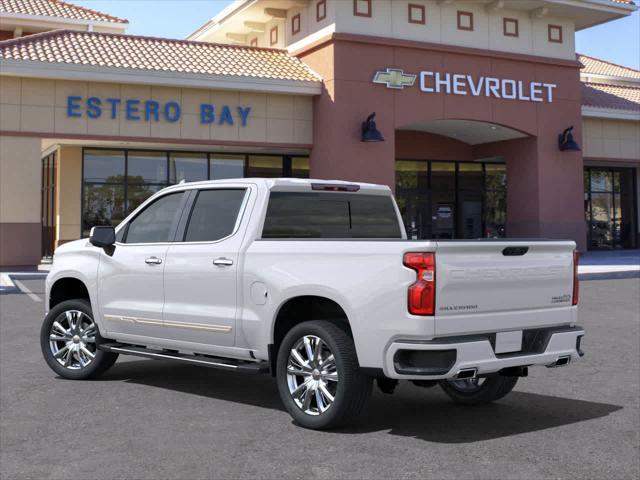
xmin=0 ymin=135 xmax=42 ymax=266
xmin=56 ymin=146 xmax=82 ymax=247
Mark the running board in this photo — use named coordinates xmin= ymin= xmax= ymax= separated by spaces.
xmin=99 ymin=343 xmax=269 ymax=374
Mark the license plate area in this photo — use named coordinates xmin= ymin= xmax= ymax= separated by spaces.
xmin=495 ymin=330 xmax=523 ymax=354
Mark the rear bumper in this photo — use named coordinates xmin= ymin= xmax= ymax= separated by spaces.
xmin=383 ymin=326 xmax=584 ymax=380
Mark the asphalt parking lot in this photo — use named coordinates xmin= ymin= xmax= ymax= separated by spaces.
xmin=1 ymin=276 xmax=638 ymax=479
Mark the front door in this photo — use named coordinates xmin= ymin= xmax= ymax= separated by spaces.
xmin=162 ymin=186 xmax=250 ymax=348
xmin=98 ymin=191 xmax=186 ymax=338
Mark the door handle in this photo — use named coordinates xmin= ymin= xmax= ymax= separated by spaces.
xmin=213 ymin=257 xmax=233 ymax=266
xmin=145 ymin=256 xmax=163 ymax=265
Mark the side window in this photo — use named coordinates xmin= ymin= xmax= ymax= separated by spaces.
xmin=183 ymin=189 xmax=247 ymax=242
xmin=122 ymin=192 xmax=183 ymax=244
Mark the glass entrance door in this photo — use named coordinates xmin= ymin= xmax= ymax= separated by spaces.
xmin=41 ymin=153 xmax=57 ymax=259
xmin=395 ymin=160 xmax=506 ymax=240
xmin=585 ymin=167 xmax=638 ymax=250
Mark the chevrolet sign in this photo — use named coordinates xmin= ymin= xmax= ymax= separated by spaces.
xmin=372 ymin=67 xmax=557 ymax=103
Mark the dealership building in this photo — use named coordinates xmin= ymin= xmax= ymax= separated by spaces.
xmin=0 ymin=0 xmax=638 ymax=266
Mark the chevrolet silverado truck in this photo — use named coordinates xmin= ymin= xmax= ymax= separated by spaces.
xmin=41 ymin=178 xmax=584 ymax=429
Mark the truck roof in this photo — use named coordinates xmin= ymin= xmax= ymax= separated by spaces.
xmin=164 ymin=178 xmax=392 ymax=194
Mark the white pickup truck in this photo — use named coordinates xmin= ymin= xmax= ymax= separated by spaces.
xmin=41 ymin=178 xmax=584 ymax=429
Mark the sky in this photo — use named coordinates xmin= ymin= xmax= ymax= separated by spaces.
xmin=73 ymin=0 xmax=639 ymax=69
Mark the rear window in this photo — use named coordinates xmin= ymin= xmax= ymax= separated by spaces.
xmin=262 ymin=192 xmax=402 ymax=239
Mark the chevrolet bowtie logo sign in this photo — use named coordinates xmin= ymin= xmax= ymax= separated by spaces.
xmin=372 ymin=68 xmax=416 ymax=89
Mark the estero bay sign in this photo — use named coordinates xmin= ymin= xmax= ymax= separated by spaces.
xmin=66 ymin=96 xmax=252 ymax=126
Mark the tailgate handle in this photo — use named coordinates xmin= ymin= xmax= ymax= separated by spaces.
xmin=502 ymin=246 xmax=529 ymax=256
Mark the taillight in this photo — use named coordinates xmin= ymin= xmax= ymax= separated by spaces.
xmin=403 ymin=252 xmax=435 ymax=316
xmin=572 ymin=250 xmax=580 ymax=306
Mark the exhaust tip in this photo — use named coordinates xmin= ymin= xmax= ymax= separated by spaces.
xmin=548 ymin=355 xmax=571 ymax=368
xmin=455 ymin=368 xmax=477 ymax=380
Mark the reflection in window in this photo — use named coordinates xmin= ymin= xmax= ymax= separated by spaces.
xmin=81 ymin=149 xmax=308 ymax=235
xmin=458 ymin=163 xmax=483 ymax=239
xmin=292 ymin=157 xmax=310 ymax=178
xmin=210 ymin=154 xmax=244 ymax=179
xmin=247 ymin=155 xmax=282 ymax=177
xmin=395 ymin=160 xmax=429 ymax=239
xmin=484 ymin=164 xmax=507 ymax=238
xmin=124 ymin=192 xmax=183 ymax=243
xmin=184 ymin=189 xmax=247 ymax=242
xmin=127 ymin=184 xmax=164 ymax=214
xmin=84 ymin=150 xmax=125 ymax=182
xmin=82 ymin=184 xmax=125 ymax=238
xmin=394 ymin=160 xmax=506 ymax=240
xmin=170 ymin=153 xmax=207 ymax=183
xmin=128 ymin=151 xmax=168 ymax=184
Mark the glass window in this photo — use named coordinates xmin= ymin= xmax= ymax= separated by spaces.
xmin=484 ymin=164 xmax=507 ymax=238
xmin=431 ymin=162 xmax=456 ymax=239
xmin=458 ymin=163 xmax=483 ymax=239
xmin=291 ymin=157 xmax=310 ymax=178
xmin=123 ymin=192 xmax=183 ymax=243
xmin=395 ymin=160 xmax=429 ymax=239
xmin=183 ymin=189 xmax=247 ymax=242
xmin=247 ymin=155 xmax=283 ymax=178
xmin=82 ymin=184 xmax=125 ymax=237
xmin=590 ymin=170 xmax=612 ymax=192
xmin=210 ymin=154 xmax=244 ymax=179
xmin=83 ymin=150 xmax=125 ymax=183
xmin=127 ymin=151 xmax=168 ymax=184
xmin=127 ymin=184 xmax=165 ymax=214
xmin=262 ymin=192 xmax=402 ymax=239
xmin=170 ymin=153 xmax=207 ymax=183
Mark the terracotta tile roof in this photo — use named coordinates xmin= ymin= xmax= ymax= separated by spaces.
xmin=582 ymin=82 xmax=640 ymax=111
xmin=0 ymin=30 xmax=321 ymax=83
xmin=578 ymin=54 xmax=640 ymax=80
xmin=0 ymin=0 xmax=128 ymax=24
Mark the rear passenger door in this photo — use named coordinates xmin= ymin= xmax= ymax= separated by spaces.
xmin=162 ymin=186 xmax=250 ymax=348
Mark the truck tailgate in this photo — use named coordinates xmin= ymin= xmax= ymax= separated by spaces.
xmin=434 ymin=241 xmax=576 ymax=335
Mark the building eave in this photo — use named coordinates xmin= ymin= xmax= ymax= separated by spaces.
xmin=186 ymin=0 xmax=256 ymax=41
xmin=0 ymin=59 xmax=323 ymax=96
xmin=582 ymin=106 xmax=640 ymax=121
xmin=0 ymin=11 xmax=128 ymax=30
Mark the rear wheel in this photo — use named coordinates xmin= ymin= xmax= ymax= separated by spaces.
xmin=40 ymin=299 xmax=118 ymax=380
xmin=439 ymin=375 xmax=518 ymax=405
xmin=276 ymin=320 xmax=372 ymax=429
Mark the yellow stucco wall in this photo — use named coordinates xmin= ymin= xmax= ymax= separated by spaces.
xmin=0 ymin=77 xmax=314 ymax=145
xmin=0 ymin=135 xmax=41 ymax=223
xmin=56 ymin=145 xmax=82 ymax=245
xmin=582 ymin=117 xmax=640 ymax=161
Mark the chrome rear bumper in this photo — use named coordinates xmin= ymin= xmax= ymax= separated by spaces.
xmin=384 ymin=326 xmax=584 ymax=380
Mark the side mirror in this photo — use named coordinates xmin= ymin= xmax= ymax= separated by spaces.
xmin=90 ymin=226 xmax=115 ymax=248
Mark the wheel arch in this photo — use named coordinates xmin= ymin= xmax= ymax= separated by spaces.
xmin=269 ymin=295 xmax=353 ymax=376
xmin=49 ymin=276 xmax=91 ymax=310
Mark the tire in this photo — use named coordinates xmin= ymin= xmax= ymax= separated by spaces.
xmin=276 ymin=320 xmax=372 ymax=429
xmin=439 ymin=375 xmax=518 ymax=405
xmin=40 ymin=299 xmax=118 ymax=380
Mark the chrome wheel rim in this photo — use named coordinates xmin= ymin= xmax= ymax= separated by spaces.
xmin=286 ymin=335 xmax=338 ymax=416
xmin=48 ymin=310 xmax=97 ymax=370
xmin=447 ymin=377 xmax=486 ymax=392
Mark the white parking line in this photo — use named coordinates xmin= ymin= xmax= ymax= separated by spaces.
xmin=13 ymin=279 xmax=42 ymax=303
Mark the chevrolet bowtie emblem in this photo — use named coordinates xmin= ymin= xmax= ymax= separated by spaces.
xmin=372 ymin=68 xmax=416 ymax=89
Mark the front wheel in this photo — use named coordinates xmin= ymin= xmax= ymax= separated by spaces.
xmin=276 ymin=320 xmax=372 ymax=429
xmin=439 ymin=375 xmax=518 ymax=405
xmin=40 ymin=299 xmax=118 ymax=380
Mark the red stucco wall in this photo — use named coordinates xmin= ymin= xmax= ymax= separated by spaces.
xmin=298 ymin=34 xmax=586 ymax=249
